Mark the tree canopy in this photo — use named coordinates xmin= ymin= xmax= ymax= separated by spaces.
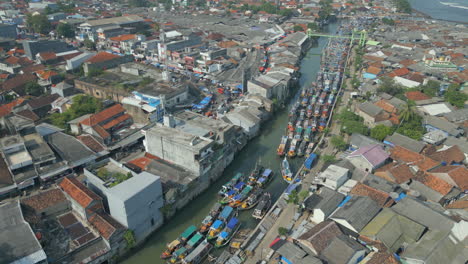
xmin=26 ymin=14 xmax=51 ymax=34
xmin=394 ymin=0 xmax=412 ymax=13
xmin=48 ymin=95 xmax=103 ymax=129
xmin=382 ymin=17 xmax=395 ymax=26
xmin=56 ymin=23 xmax=75 ymax=38
xmin=370 ymin=125 xmax=393 ymax=141
xmin=419 ymin=80 xmax=439 ymax=97
xmin=293 ymin=25 xmax=303 ymax=32
xmin=25 ymin=82 xmax=43 ymax=97
xmin=331 ymin=135 xmax=347 ymax=151
xmin=444 ymin=84 xmax=468 ymax=108
xmin=377 ymin=77 xmax=404 ymax=96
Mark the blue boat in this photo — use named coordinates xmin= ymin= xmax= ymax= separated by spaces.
xmin=218 ymin=206 xmax=234 ymax=221
xmin=215 ymin=217 xmax=241 ymax=248
xmin=206 ymin=220 xmax=224 ymax=240
xmin=257 ymin=169 xmax=273 ymax=188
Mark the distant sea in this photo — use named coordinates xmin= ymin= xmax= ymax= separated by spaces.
xmin=409 ymin=0 xmax=468 ymax=23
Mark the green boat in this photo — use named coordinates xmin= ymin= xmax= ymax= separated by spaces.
xmin=186 ymin=232 xmax=203 ymax=250
xmin=180 ymin=225 xmax=197 ymax=242
xmin=169 ymin=247 xmax=187 ymax=264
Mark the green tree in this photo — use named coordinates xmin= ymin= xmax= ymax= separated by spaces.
xmin=115 ymin=11 xmax=122 ymax=17
xmin=444 ymin=84 xmax=468 ymax=108
xmin=25 ymin=82 xmax=43 ymax=96
xmin=307 ymin=22 xmax=319 ymax=31
xmin=278 ymin=9 xmax=293 ymax=17
xmin=56 ymin=23 xmax=75 ymax=38
xmin=419 ymin=80 xmax=439 ymax=97
xmin=382 ymin=17 xmax=395 ymax=26
xmin=152 ymin=22 xmax=160 ymax=32
xmin=124 ymin=230 xmax=136 ymax=249
xmin=341 ymin=120 xmax=369 ymax=135
xmin=370 ymin=124 xmax=393 ymax=141
xmin=83 ymin=39 xmax=95 ymax=50
xmin=293 ymin=25 xmax=303 ymax=32
xmin=377 ymin=77 xmax=404 ymax=96
xmin=48 ymin=95 xmax=103 ymax=129
xmin=398 ymin=100 xmax=416 ymax=126
xmin=322 ymin=154 xmax=336 ymax=164
xmin=298 ymin=190 xmax=309 ymax=203
xmin=396 ymin=116 xmax=425 ymax=140
xmin=278 ymin=227 xmax=288 ymax=236
xmin=393 ymin=0 xmax=412 ymax=13
xmin=286 ymin=190 xmax=299 ymax=204
xmin=26 ymin=13 xmax=51 ymax=34
xmin=331 ymin=135 xmax=347 ymax=151
xmin=129 ymin=0 xmax=148 ymax=7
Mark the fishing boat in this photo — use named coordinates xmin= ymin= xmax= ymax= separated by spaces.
xmin=169 ymin=247 xmax=187 ymax=263
xmin=287 ymin=139 xmax=298 ymax=158
xmin=199 ymin=215 xmax=214 ymax=234
xmin=248 ymin=164 xmax=264 ymax=185
xmin=218 ymin=206 xmax=235 ymax=222
xmin=220 ymin=181 xmax=245 ymax=204
xmin=186 ymin=232 xmax=204 ymax=250
xmin=303 ymin=127 xmax=312 ymax=142
xmin=281 ymin=157 xmax=293 ymax=183
xmin=206 ymin=220 xmax=224 ymax=240
xmin=180 ymin=225 xmax=197 ymax=242
xmin=182 ymin=239 xmax=212 ymax=264
xmin=277 ymin=136 xmax=289 ymax=156
xmin=229 ymin=185 xmax=253 ymax=208
xmin=297 ymin=140 xmax=307 ymax=157
xmin=161 ymin=239 xmax=181 ymax=259
xmin=305 ymin=142 xmax=315 ymax=156
xmin=252 ymin=192 xmax=271 ymax=220
xmin=240 ymin=188 xmax=263 ymax=210
xmin=218 ymin=173 xmax=242 ymax=197
xmin=256 ymin=168 xmax=273 ymax=188
xmin=215 ymin=217 xmax=241 ymax=248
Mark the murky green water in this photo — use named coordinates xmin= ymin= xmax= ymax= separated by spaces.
xmin=121 ymin=21 xmax=339 ymax=264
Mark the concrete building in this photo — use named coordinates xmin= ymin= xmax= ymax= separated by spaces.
xmin=85 ymin=159 xmax=164 ymax=242
xmin=77 ymin=15 xmax=144 ymax=42
xmin=356 ymin=102 xmax=388 ymax=128
xmin=66 ymin=52 xmax=96 ymax=71
xmin=304 ymin=187 xmax=345 ymax=223
xmin=347 ymin=144 xmax=389 ymax=172
xmin=51 ymin=82 xmax=76 ymax=97
xmin=224 ymin=107 xmax=261 ymax=138
xmin=59 ymin=177 xmax=104 ymax=220
xmin=0 ymin=201 xmax=47 ymax=264
xmin=314 ymin=165 xmax=350 ymax=190
xmin=0 ymin=23 xmax=17 ymax=39
xmin=144 ymin=124 xmax=214 ymax=176
xmin=22 ymin=40 xmax=73 ymax=60
xmin=331 ymin=196 xmax=381 ymax=233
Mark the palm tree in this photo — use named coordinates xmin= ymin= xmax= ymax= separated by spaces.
xmin=398 ymin=100 xmax=416 ymax=128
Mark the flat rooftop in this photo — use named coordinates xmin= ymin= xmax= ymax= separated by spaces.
xmin=175 ymin=111 xmax=233 ymax=133
xmin=147 ymin=124 xmax=213 ymax=151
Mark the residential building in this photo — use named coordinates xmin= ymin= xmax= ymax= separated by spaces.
xmin=347 ymin=144 xmax=389 ymax=172
xmin=356 ymin=102 xmax=388 ymax=128
xmin=0 ymin=23 xmax=17 ymax=39
xmin=66 ymin=52 xmax=96 ymax=71
xmin=144 ymin=124 xmax=214 ymax=176
xmin=423 ymin=115 xmax=464 ymax=137
xmin=314 ymin=165 xmax=350 ymax=190
xmin=77 ymin=15 xmax=144 ymax=42
xmin=384 ymin=132 xmax=426 ymax=153
xmin=21 ymin=188 xmax=69 ymax=218
xmin=304 ymin=187 xmax=345 ymax=223
xmin=331 ymin=196 xmax=381 ymax=233
xmin=23 ymin=40 xmax=73 ymax=60
xmin=51 ymin=82 xmax=76 ymax=98
xmin=82 ymin=52 xmax=133 ymax=76
xmin=85 ymin=159 xmax=164 ymax=242
xmin=44 ymin=131 xmax=97 ymax=169
xmin=0 ymin=201 xmax=47 ymax=264
xmin=0 ymin=151 xmax=16 ymax=196
xmin=69 ymin=104 xmax=133 ymax=145
xmin=224 ymin=107 xmax=262 ymax=138
xmin=59 ymin=177 xmax=104 ymax=220
xmin=349 ymin=133 xmax=383 ymax=151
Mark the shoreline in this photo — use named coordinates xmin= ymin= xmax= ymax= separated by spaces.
xmin=411 ymin=7 xmax=468 ymax=25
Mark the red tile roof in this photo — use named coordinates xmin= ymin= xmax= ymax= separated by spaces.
xmin=128 ymin=156 xmax=152 ymax=170
xmin=93 ymin=125 xmax=111 ymax=139
xmin=375 ymin=163 xmax=414 ymax=184
xmin=390 ymin=146 xmax=439 ymax=172
xmin=350 ymin=183 xmax=394 ymax=207
xmin=101 ymin=113 xmax=131 ymax=130
xmin=428 ymin=146 xmax=465 ymax=164
xmin=414 ymin=171 xmax=453 ymax=195
xmin=109 ymin=34 xmax=136 ymax=42
xmin=399 ymin=59 xmax=416 ymax=67
xmin=0 ymin=98 xmax=26 ymax=117
xmin=405 ymin=91 xmax=431 ymax=101
xmin=88 ymin=211 xmax=124 ymax=240
xmin=4 ymin=56 xmax=33 ymax=66
xmin=36 ymin=70 xmax=58 ymax=80
xmin=430 ymin=166 xmax=468 ymax=190
xmin=77 ymin=135 xmax=106 ymax=153
xmin=80 ymin=104 xmax=126 ymax=127
xmin=391 ymin=67 xmax=410 ymax=77
xmin=21 ymin=188 xmax=67 ymax=213
xmin=366 ymin=66 xmax=381 ymax=75
xmin=85 ymin=52 xmax=120 ymax=64
xmin=38 ymin=51 xmax=57 ymax=61
xmin=374 ymin=99 xmax=396 ymax=113
xmin=446 ymin=199 xmax=468 ymax=209
xmin=59 ymin=177 xmax=102 ymax=208
xmin=366 ymin=252 xmax=399 ymax=264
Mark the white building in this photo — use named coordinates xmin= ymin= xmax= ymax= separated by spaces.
xmin=315 ymin=165 xmax=349 ymax=190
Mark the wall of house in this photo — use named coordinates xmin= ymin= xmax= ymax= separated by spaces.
xmin=83 ymin=55 xmax=133 ymax=76
xmin=247 ymin=81 xmax=270 ymax=99
xmin=356 ymin=109 xmax=376 ymax=128
xmin=75 ymin=79 xmax=128 ymax=102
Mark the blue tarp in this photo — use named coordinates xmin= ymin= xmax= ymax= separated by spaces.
xmin=227 ymin=190 xmax=235 ymax=196
xmin=235 ymin=84 xmax=243 ymax=89
xmin=258 ymin=177 xmax=266 ymax=184
xmin=395 ymin=192 xmax=407 ymax=202
xmin=219 ymin=206 xmax=233 ymax=219
xmin=280 ymin=256 xmax=293 ymax=264
xmin=285 ymin=184 xmax=298 ymax=195
xmin=363 ymin=73 xmax=377 ymax=79
xmin=262 ymin=169 xmax=272 ymax=177
xmin=219 ymin=231 xmax=229 ymax=239
xmin=212 ymin=220 xmax=223 ymax=229
xmin=338 ymin=196 xmax=352 ymax=207
xmin=227 ymin=218 xmax=238 ymax=229
xmin=304 ymin=154 xmax=317 ymax=169
xmin=234 ymin=182 xmax=245 ymax=190
xmin=233 ymin=194 xmax=242 ymax=201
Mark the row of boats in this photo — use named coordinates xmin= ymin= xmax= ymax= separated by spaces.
xmin=161 ymin=165 xmax=273 ymax=264
xmin=277 ymin=30 xmax=351 ymax=183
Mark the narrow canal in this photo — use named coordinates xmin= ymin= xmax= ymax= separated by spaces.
xmin=121 ymin=21 xmax=339 ymax=264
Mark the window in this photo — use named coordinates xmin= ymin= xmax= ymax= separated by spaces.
xmin=151 ymin=218 xmax=154 ymax=226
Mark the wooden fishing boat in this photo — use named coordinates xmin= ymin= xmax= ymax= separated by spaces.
xmin=281 ymin=157 xmax=293 ymax=183
xmin=182 ymin=239 xmax=212 ymax=264
xmin=240 ymin=188 xmax=263 ymax=210
xmin=252 ymin=192 xmax=271 ymax=220
xmin=215 ymin=217 xmax=241 ymax=248
xmin=218 ymin=173 xmax=242 ymax=197
xmin=256 ymin=168 xmax=273 ymax=188
xmin=161 ymin=239 xmax=181 ymax=259
xmin=277 ymin=136 xmax=289 ymax=156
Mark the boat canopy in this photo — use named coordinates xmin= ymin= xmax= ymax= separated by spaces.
xmin=241 ymin=185 xmax=253 ymax=195
xmin=187 ymin=233 xmax=203 ymax=247
xmin=173 ymin=247 xmax=187 ymax=257
xmin=232 ymin=173 xmax=242 ymax=181
xmin=227 ymin=218 xmax=239 ymax=229
xmin=219 ymin=206 xmax=233 ymax=219
xmin=212 ymin=220 xmax=223 ymax=229
xmin=258 ymin=177 xmax=267 ymax=184
xmin=219 ymin=231 xmax=229 ymax=239
xmin=167 ymin=239 xmax=180 ymax=249
xmin=262 ymin=169 xmax=272 ymax=177
xmin=285 ymin=184 xmax=299 ymax=195
xmin=234 ymin=182 xmax=245 ymax=190
xmin=185 ymin=241 xmax=211 ymax=262
xmin=211 ymin=203 xmax=221 ymax=212
xmin=181 ymin=225 xmax=197 ymax=240
xmin=233 ymin=194 xmax=242 ymax=201
xmin=226 ymin=190 xmax=236 ymax=196
xmin=202 ymin=216 xmax=212 ymax=225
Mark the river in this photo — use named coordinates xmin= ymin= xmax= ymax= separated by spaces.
xmin=121 ymin=20 xmax=339 ymax=264
xmin=409 ymin=0 xmax=468 ymax=23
